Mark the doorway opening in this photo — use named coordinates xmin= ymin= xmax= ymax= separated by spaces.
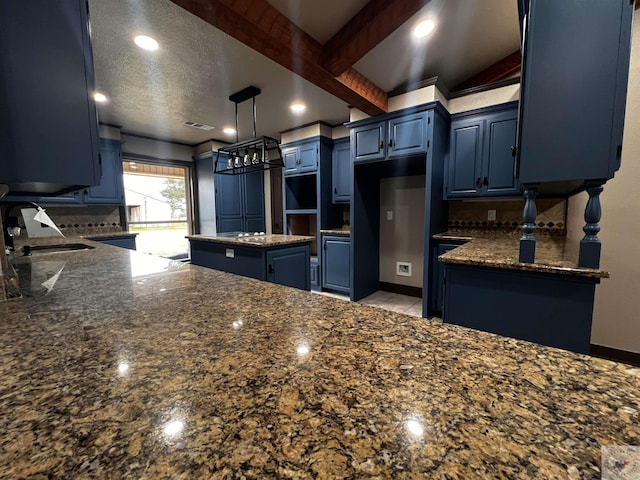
xmin=123 ymin=160 xmax=193 ymax=259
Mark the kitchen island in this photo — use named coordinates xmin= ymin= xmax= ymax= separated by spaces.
xmin=188 ymin=234 xmax=313 ymax=291
xmin=436 ymin=230 xmax=608 ymax=353
xmin=1 ymin=238 xmax=639 ymax=478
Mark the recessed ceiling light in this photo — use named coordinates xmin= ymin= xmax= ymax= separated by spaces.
xmin=223 ymin=127 xmax=236 ymax=135
xmin=134 ymin=35 xmax=159 ymax=51
xmin=413 ymin=19 xmax=436 ymax=38
xmin=290 ymin=102 xmax=306 ymax=113
xmin=94 ymin=92 xmax=107 ymax=103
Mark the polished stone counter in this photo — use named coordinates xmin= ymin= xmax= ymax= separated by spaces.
xmin=187 ymin=233 xmax=313 ymax=247
xmin=1 ymin=239 xmax=638 ymax=478
xmin=320 ymin=229 xmax=351 ymax=236
xmin=434 ymin=230 xmax=609 ymax=278
xmin=81 ymin=231 xmax=138 ymax=239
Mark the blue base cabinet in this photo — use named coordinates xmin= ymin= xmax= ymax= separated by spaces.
xmin=430 ymin=241 xmax=465 ymax=315
xmin=321 ymin=235 xmax=350 ymax=294
xmin=445 ymin=102 xmax=519 ymax=198
xmin=443 ymin=263 xmax=599 ymax=353
xmin=189 ymin=240 xmax=311 ymax=291
xmin=87 ymin=234 xmax=136 ymax=250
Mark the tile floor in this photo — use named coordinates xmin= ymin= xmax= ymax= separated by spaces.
xmin=313 ymin=289 xmax=432 ymax=319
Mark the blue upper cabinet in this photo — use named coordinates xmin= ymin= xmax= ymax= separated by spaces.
xmin=332 ymin=138 xmax=351 ymax=203
xmin=215 ymin=169 xmax=265 ymax=233
xmin=388 ymin=112 xmax=429 ymax=158
xmin=517 ymin=0 xmax=633 ymax=190
xmin=352 ymin=111 xmax=431 ymax=164
xmin=445 ymin=102 xmax=519 ymax=198
xmin=352 ymin=122 xmax=385 ymax=163
xmin=282 ymin=140 xmax=318 ymax=176
xmin=0 ymin=0 xmax=101 ymax=196
xmin=1 ymin=138 xmax=124 ymax=206
xmin=83 ymin=139 xmax=124 ymax=204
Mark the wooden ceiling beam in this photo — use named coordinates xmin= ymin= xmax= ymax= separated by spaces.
xmin=169 ymin=0 xmax=387 ymax=115
xmin=453 ymin=50 xmax=522 ymax=91
xmin=322 ymin=0 xmax=430 ymax=77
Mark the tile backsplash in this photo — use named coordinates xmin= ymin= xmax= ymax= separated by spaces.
xmin=45 ymin=206 xmax=123 ymax=235
xmin=448 ymin=198 xmax=567 ymax=234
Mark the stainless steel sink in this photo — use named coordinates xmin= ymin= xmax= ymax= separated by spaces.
xmin=25 ymin=243 xmax=95 ymax=256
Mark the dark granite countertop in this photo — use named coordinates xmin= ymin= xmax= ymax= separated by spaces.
xmin=0 ymin=238 xmax=637 ymax=478
xmin=320 ymin=229 xmax=351 ymax=236
xmin=434 ymin=230 xmax=609 ymax=278
xmin=187 ymin=234 xmax=314 ymax=247
xmin=82 ymin=231 xmax=138 ymax=239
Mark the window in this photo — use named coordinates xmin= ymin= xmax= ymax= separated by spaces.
xmin=123 ymin=160 xmax=193 ymax=259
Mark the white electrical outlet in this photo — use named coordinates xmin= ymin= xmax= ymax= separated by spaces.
xmin=225 ymin=248 xmax=234 ymax=258
xmin=487 ymin=209 xmax=497 ymax=221
xmin=387 ymin=210 xmax=393 ymax=220
xmin=396 ymin=262 xmax=412 ymax=277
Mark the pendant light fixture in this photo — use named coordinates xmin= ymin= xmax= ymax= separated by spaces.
xmin=214 ymin=86 xmax=284 ymax=175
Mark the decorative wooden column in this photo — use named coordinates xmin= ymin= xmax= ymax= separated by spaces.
xmin=519 ymin=185 xmax=539 ymax=263
xmin=578 ymin=181 xmax=605 ymax=269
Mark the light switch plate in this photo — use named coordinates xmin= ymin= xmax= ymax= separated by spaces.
xmin=487 ymin=209 xmax=497 ymax=221
xmin=387 ymin=210 xmax=393 ymax=220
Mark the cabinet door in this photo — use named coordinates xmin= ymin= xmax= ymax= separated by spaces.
xmin=283 ymin=147 xmax=299 ymax=175
xmin=322 ymin=236 xmax=350 ymax=293
xmin=266 ymin=245 xmax=310 ymax=290
xmin=215 ymin=173 xmax=243 ymax=233
xmin=332 ymin=140 xmax=351 ymax=203
xmin=432 ymin=243 xmax=461 ymax=314
xmin=0 ymin=0 xmax=100 ymax=194
xmin=484 ymin=113 xmax=519 ymax=196
xmin=353 ymin=122 xmax=385 ymax=163
xmin=83 ymin=139 xmax=124 ymax=204
xmin=242 ymin=170 xmax=265 ymax=232
xmin=446 ymin=120 xmax=483 ymax=197
xmin=388 ymin=112 xmax=428 ymax=158
xmin=517 ymin=0 xmax=633 ymax=184
xmin=299 ymin=143 xmax=318 ymax=173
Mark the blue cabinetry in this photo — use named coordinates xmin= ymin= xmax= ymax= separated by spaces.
xmin=430 ymin=241 xmax=465 ymax=314
xmin=215 ymin=165 xmax=265 ymax=233
xmin=282 ymin=141 xmax=318 ymax=175
xmin=332 ymin=138 xmax=351 ymax=203
xmin=321 ymin=235 xmax=350 ymax=294
xmin=517 ymin=0 xmax=633 ymax=192
xmin=87 ymin=234 xmax=137 ymax=250
xmin=443 ymin=263 xmax=599 ymax=354
xmin=0 ymin=0 xmax=101 ymax=196
xmin=445 ymin=102 xmax=519 ymax=198
xmin=266 ymin=245 xmax=311 ymax=290
xmin=83 ymin=139 xmax=124 ymax=204
xmin=352 ymin=112 xmax=430 ymax=164
xmin=189 ymin=239 xmax=311 ymax=291
xmin=1 ymin=139 xmax=124 ymax=206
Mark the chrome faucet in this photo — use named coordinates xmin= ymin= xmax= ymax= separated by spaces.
xmin=1 ymin=201 xmax=42 ymax=252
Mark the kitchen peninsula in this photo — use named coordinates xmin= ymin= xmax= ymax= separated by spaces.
xmin=0 ymin=239 xmax=638 ymax=478
xmin=437 ymin=230 xmax=608 ymax=354
xmin=188 ymin=234 xmax=313 ymax=290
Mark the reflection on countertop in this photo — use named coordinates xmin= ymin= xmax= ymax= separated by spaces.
xmin=434 ymin=229 xmax=609 ymax=278
xmin=187 ymin=233 xmax=314 ymax=247
xmin=0 ymin=237 xmax=638 ymax=478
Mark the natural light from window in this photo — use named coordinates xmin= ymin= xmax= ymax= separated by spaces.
xmin=123 ymin=162 xmax=190 ymax=259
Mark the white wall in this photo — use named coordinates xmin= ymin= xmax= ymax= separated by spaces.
xmin=567 ymin=13 xmax=640 ymax=354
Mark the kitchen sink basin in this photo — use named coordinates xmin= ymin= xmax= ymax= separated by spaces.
xmin=25 ymin=243 xmax=95 ymax=256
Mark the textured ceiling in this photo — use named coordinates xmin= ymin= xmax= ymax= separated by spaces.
xmin=89 ymin=0 xmax=351 ymax=145
xmin=354 ymin=0 xmax=520 ymax=92
xmin=89 ymin=0 xmax=520 ymax=146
